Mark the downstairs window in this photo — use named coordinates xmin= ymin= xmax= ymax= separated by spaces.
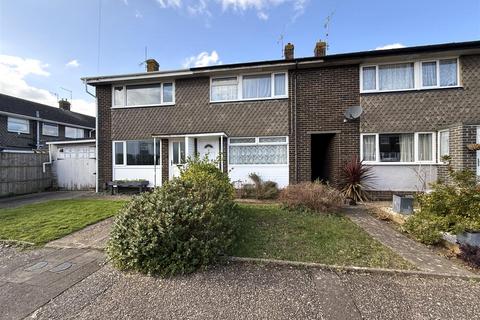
xmin=229 ymin=137 xmax=288 ymax=165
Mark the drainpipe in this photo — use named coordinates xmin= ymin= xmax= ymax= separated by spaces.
xmin=36 ymin=111 xmax=41 ymax=150
xmin=85 ymin=81 xmax=99 ymax=193
xmin=293 ymin=62 xmax=298 ymax=183
xmin=153 ymin=136 xmax=157 ymax=187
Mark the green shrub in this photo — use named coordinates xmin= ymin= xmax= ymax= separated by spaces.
xmin=107 ymin=157 xmax=237 ymax=277
xmin=238 ymin=173 xmax=279 ymax=200
xmin=279 ymin=181 xmax=344 ymax=213
xmin=404 ymin=168 xmax=480 ymax=244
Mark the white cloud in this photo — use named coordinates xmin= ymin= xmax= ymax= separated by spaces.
xmin=156 ymin=0 xmax=182 ymax=8
xmin=0 ymin=54 xmax=95 ymax=116
xmin=375 ymin=43 xmax=406 ymax=50
xmin=156 ymin=0 xmax=308 ymax=21
xmin=257 ymin=11 xmax=268 ymax=20
xmin=183 ymin=50 xmax=220 ymax=68
xmin=65 ymin=59 xmax=80 ymax=68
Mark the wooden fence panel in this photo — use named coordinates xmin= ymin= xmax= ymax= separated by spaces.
xmin=0 ymin=153 xmax=52 ymax=197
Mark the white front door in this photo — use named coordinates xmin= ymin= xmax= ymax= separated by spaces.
xmin=477 ymin=127 xmax=480 ymax=176
xmin=197 ymin=137 xmax=220 ymax=163
xmin=169 ymin=139 xmax=186 ymax=179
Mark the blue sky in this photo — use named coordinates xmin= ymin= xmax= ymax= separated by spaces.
xmin=0 ymin=0 xmax=479 ymax=115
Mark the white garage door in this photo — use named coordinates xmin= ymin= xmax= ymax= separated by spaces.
xmin=54 ymin=145 xmax=96 ymax=190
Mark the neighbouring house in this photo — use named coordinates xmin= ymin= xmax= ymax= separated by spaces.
xmin=0 ymin=93 xmax=95 ymax=152
xmin=83 ymin=40 xmax=480 ymax=199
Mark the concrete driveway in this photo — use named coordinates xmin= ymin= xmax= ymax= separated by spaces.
xmin=0 ymin=191 xmax=92 ymax=209
xmin=13 ymin=257 xmax=480 ymax=320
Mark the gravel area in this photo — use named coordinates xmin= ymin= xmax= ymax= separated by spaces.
xmin=31 ymin=261 xmax=480 ymax=320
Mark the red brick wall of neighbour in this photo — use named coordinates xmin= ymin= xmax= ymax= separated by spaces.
xmin=289 ymin=65 xmax=360 ymax=186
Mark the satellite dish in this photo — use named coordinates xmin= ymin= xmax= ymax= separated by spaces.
xmin=344 ymin=105 xmax=363 ymax=121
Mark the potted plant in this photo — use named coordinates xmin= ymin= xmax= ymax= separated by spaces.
xmin=340 ymin=155 xmax=375 ymax=205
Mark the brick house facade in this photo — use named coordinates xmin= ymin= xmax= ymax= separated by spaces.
xmin=0 ymin=94 xmax=95 ymax=152
xmin=85 ymin=40 xmax=480 ymax=196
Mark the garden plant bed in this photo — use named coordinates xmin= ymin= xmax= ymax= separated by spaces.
xmin=0 ymin=199 xmax=126 ymax=246
xmin=229 ymin=203 xmax=413 ymax=270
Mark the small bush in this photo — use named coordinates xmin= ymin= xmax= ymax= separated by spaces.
xmin=458 ymin=243 xmax=480 ymax=268
xmin=238 ymin=173 xmax=279 ymax=199
xmin=279 ymin=182 xmax=344 ymax=213
xmin=107 ymin=157 xmax=237 ymax=277
xmin=340 ymin=156 xmax=375 ymax=204
xmin=404 ymin=168 xmax=480 ymax=245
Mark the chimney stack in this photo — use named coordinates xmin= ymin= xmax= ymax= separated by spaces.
xmin=146 ymin=59 xmax=159 ymax=72
xmin=314 ymin=41 xmax=327 ymax=57
xmin=59 ymin=99 xmax=71 ymax=111
xmin=284 ymin=43 xmax=294 ymax=60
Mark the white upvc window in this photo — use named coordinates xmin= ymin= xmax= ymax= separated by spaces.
xmin=360 ymin=58 xmax=460 ymax=93
xmin=360 ymin=132 xmax=436 ymax=164
xmin=228 ymin=136 xmax=288 ymax=165
xmin=7 ymin=117 xmax=29 ymax=134
xmin=112 ymin=140 xmax=160 ymax=167
xmin=210 ymin=72 xmax=288 ymax=102
xmin=42 ymin=123 xmax=59 ymax=137
xmin=112 ymin=82 xmax=175 ymax=108
xmin=65 ymin=127 xmax=85 ymax=139
xmin=438 ymin=130 xmax=450 ymax=160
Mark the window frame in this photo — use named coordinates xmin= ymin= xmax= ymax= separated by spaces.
xmin=111 ymin=81 xmax=176 ymax=108
xmin=227 ymin=136 xmax=289 ymax=167
xmin=7 ymin=117 xmax=30 ymax=134
xmin=42 ymin=123 xmax=59 ymax=137
xmin=360 ymin=132 xmax=436 ymax=165
xmin=65 ymin=126 xmax=85 ymax=139
xmin=360 ymin=57 xmax=460 ymax=93
xmin=112 ymin=140 xmax=160 ymax=168
xmin=210 ymin=71 xmax=288 ymax=103
xmin=437 ymin=129 xmax=450 ymax=162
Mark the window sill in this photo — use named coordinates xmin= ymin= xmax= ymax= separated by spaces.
xmin=210 ymin=96 xmax=288 ymax=104
xmin=360 ymin=85 xmax=463 ymax=94
xmin=112 ymin=103 xmax=175 ymax=109
xmin=228 ymin=163 xmax=289 ymax=167
xmin=8 ymin=131 xmax=30 ymax=134
xmin=363 ymin=162 xmax=439 ymax=166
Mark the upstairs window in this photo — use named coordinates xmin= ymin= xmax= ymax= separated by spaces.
xmin=361 ymin=58 xmax=459 ymax=92
xmin=65 ymin=127 xmax=85 ymax=139
xmin=421 ymin=59 xmax=459 ymax=88
xmin=7 ymin=117 xmax=29 ymax=134
xmin=211 ymin=72 xmax=287 ymax=102
xmin=113 ymin=82 xmax=174 ymax=107
xmin=42 ymin=123 xmax=59 ymax=136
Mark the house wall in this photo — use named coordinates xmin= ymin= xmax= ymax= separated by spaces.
xmin=360 ymin=54 xmax=480 ymax=196
xmin=0 ymin=114 xmax=92 ymax=151
xmin=96 ymin=77 xmax=289 ymax=190
xmin=289 ymin=65 xmax=360 ymax=186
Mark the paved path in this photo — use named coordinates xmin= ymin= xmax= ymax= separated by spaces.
xmin=29 ymin=262 xmax=480 ymax=320
xmin=0 ymin=191 xmax=91 ymax=209
xmin=47 ymin=218 xmax=113 ymax=250
xmin=344 ymin=206 xmax=473 ymax=276
xmin=0 ymin=245 xmax=104 ymax=320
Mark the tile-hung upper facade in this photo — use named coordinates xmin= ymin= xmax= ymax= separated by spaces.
xmin=83 ymin=40 xmax=480 ymax=196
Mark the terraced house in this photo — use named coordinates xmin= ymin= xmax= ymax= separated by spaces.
xmin=83 ymin=40 xmax=480 ymax=198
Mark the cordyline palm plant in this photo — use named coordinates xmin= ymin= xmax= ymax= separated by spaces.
xmin=340 ymin=155 xmax=375 ymax=204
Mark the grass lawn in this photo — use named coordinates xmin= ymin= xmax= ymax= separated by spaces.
xmin=230 ymin=203 xmax=413 ymax=270
xmin=0 ymin=199 xmax=126 ymax=245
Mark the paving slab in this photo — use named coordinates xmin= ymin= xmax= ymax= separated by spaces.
xmin=46 ymin=218 xmax=113 ymax=250
xmin=0 ymin=245 xmax=104 ymax=320
xmin=343 ymin=206 xmax=473 ymax=276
